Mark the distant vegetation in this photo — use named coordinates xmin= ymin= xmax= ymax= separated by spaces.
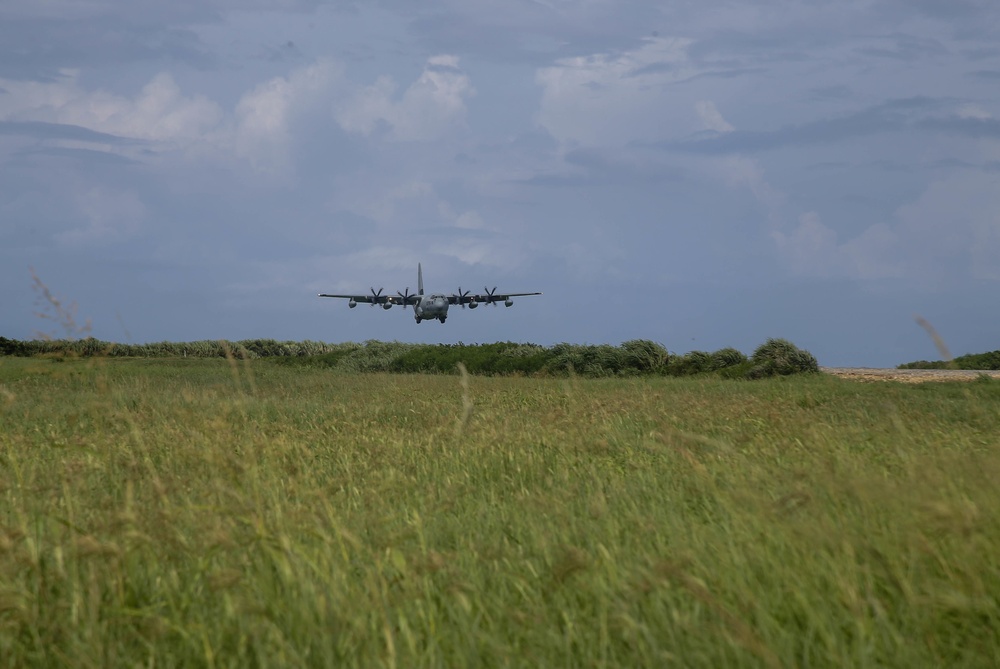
xmin=899 ymin=350 xmax=1000 ymax=370
xmin=0 ymin=336 xmax=819 ymax=379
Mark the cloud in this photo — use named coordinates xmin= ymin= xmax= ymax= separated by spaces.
xmin=376 ymin=0 xmax=669 ymax=64
xmin=855 ymin=33 xmax=949 ymax=61
xmin=0 ymin=60 xmax=352 ymax=171
xmin=0 ymin=70 xmax=223 ymax=146
xmin=335 ymin=55 xmax=474 ymax=141
xmin=233 ymin=59 xmax=343 ymax=170
xmin=919 ymin=114 xmax=1000 ymax=138
xmin=695 ymin=100 xmax=733 ymax=132
xmin=771 ymin=212 xmax=903 ymax=280
xmin=0 ymin=16 xmax=210 ymax=81
xmin=0 ymin=120 xmax=140 ymax=144
xmin=893 ymin=171 xmax=1000 ymax=281
xmin=535 ymin=36 xmax=700 ymax=146
xmin=660 ymin=98 xmax=945 ymax=154
xmin=770 ymin=170 xmax=1000 ymax=283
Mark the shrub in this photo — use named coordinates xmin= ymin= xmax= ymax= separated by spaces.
xmin=620 ymin=340 xmax=670 ymax=374
xmin=710 ymin=347 xmax=748 ymax=371
xmin=749 ymin=338 xmax=819 ymax=378
xmin=0 ymin=337 xmax=29 ymax=356
xmin=544 ymin=343 xmax=621 ymax=377
xmin=669 ymin=350 xmax=713 ymax=376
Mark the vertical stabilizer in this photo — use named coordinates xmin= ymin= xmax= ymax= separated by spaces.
xmin=418 ymin=263 xmax=424 ymax=295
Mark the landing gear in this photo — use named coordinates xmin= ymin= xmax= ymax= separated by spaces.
xmin=439 ymin=316 xmax=447 ymax=323
xmin=415 ymin=316 xmax=422 ymax=323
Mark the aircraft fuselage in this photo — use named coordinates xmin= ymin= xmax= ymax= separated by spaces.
xmin=414 ymin=294 xmax=449 ymax=323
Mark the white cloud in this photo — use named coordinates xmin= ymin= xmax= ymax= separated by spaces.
xmin=335 ymin=55 xmax=474 ymax=141
xmin=771 ymin=212 xmax=903 ymax=280
xmin=894 ymin=172 xmax=1000 ymax=281
xmin=454 ymin=210 xmax=486 ymax=230
xmin=696 ymin=100 xmax=734 ymax=133
xmin=957 ymin=103 xmax=992 ymax=120
xmin=771 ymin=169 xmax=1000 ymax=283
xmin=233 ymin=59 xmax=343 ymax=171
xmin=0 ymin=70 xmax=223 ymax=145
xmin=0 ymin=61 xmax=349 ymax=171
xmin=535 ymin=36 xmax=697 ymax=146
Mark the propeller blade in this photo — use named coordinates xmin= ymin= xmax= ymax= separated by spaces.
xmin=396 ymin=287 xmax=412 ymax=312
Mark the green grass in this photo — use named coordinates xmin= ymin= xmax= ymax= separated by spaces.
xmin=1 ymin=356 xmax=999 ymax=667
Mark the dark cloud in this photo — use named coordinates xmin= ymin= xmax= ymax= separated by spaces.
xmin=10 ymin=147 xmax=139 ymax=167
xmin=0 ymin=18 xmax=214 ymax=80
xmin=508 ymin=148 xmax=685 ymax=189
xmin=919 ymin=115 xmax=1000 ymax=138
xmin=0 ymin=121 xmax=144 ymax=145
xmin=386 ymin=1 xmax=668 ymax=64
xmin=687 ymin=32 xmax=816 ymax=70
xmin=263 ymin=40 xmax=304 ymax=63
xmin=654 ymin=98 xmax=945 ymax=154
xmin=672 ymin=67 xmax=767 ymax=84
xmin=930 ymin=158 xmax=1000 ymax=173
xmin=856 ymin=33 xmax=949 ymax=61
xmin=888 ymin=0 xmax=996 ymax=21
xmin=806 ymin=85 xmax=853 ymax=101
xmin=7 ymin=147 xmax=138 ymax=169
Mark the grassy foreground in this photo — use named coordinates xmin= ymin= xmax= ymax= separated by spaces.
xmin=1 ymin=357 xmax=999 ymax=667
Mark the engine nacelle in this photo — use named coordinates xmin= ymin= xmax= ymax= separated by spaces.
xmin=382 ymin=302 xmax=392 ymax=310
xmin=505 ymin=299 xmax=513 ymax=307
xmin=348 ymin=299 xmax=357 ymax=308
xmin=468 ymin=300 xmax=478 ymax=309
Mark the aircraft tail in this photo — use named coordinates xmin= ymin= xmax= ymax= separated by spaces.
xmin=418 ymin=263 xmax=424 ymax=295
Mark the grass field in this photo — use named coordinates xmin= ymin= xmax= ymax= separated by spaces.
xmin=1 ymin=356 xmax=999 ymax=667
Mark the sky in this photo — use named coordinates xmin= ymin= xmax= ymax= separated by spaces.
xmin=2 ymin=1 xmax=999 ymax=367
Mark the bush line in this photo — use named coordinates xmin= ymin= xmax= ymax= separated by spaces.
xmin=0 ymin=336 xmax=818 ymax=379
xmin=898 ymin=350 xmax=1000 ymax=371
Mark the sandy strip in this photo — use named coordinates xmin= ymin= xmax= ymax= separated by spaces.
xmin=821 ymin=368 xmax=1000 ymax=383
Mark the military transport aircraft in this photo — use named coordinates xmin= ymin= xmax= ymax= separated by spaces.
xmin=318 ymin=264 xmax=542 ymax=324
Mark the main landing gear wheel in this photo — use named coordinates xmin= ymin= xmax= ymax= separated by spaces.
xmin=415 ymin=317 xmax=422 ymax=323
xmin=439 ymin=317 xmax=447 ymax=323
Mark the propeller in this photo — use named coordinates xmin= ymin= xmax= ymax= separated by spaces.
xmin=369 ymin=287 xmax=384 ymax=307
xmin=397 ymin=287 xmax=413 ymax=311
xmin=455 ymin=287 xmax=471 ymax=308
xmin=483 ymin=286 xmax=500 ymax=306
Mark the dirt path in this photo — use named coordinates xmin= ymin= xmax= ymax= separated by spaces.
xmin=821 ymin=368 xmax=1000 ymax=383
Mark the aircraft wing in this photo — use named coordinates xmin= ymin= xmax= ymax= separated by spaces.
xmin=452 ymin=290 xmax=542 ymax=305
xmin=317 ymin=293 xmax=389 ymax=305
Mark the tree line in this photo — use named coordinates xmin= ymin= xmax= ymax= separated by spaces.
xmin=0 ymin=336 xmax=819 ymax=379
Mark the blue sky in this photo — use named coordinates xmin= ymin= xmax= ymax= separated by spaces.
xmin=2 ymin=0 xmax=999 ymax=366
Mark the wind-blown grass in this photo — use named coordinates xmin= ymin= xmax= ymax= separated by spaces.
xmin=1 ymin=357 xmax=998 ymax=667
